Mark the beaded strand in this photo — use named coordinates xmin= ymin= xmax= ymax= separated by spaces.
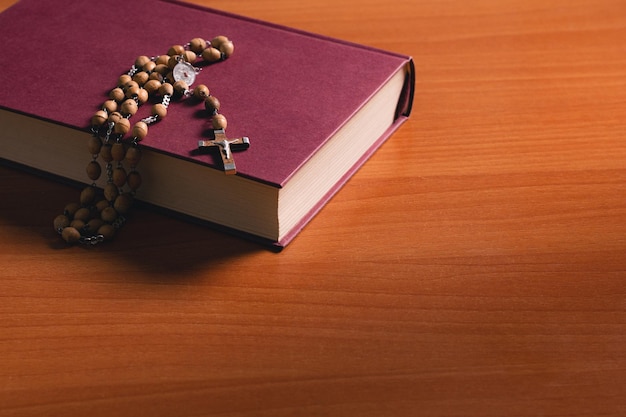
xmin=54 ymin=36 xmax=235 ymax=244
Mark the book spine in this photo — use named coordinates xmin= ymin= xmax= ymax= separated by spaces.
xmin=397 ymin=59 xmax=416 ymax=119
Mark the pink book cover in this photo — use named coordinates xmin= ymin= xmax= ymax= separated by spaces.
xmin=0 ymin=0 xmax=414 ymax=246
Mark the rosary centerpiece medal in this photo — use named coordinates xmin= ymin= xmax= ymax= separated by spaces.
xmin=172 ymin=60 xmax=197 ymax=86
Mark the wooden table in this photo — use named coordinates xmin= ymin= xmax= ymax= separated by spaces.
xmin=2 ymin=0 xmax=625 ymax=416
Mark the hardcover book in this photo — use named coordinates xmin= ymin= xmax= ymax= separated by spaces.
xmin=0 ymin=0 xmax=414 ymax=248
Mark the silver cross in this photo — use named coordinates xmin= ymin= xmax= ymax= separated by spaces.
xmin=198 ymin=129 xmax=250 ymax=174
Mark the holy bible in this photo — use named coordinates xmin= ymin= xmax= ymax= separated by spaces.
xmin=0 ymin=0 xmax=414 ymax=248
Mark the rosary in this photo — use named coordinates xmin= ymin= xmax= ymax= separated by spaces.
xmin=53 ymin=36 xmax=249 ymax=245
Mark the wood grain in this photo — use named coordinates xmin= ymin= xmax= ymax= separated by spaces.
xmin=1 ymin=0 xmax=625 ymax=416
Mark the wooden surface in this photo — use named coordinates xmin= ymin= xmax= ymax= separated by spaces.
xmin=1 ymin=0 xmax=626 ymax=416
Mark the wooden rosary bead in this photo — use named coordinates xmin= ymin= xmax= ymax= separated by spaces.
xmin=89 ymin=142 xmax=105 ymax=162
xmin=97 ymin=224 xmax=116 ymax=240
xmin=204 ymin=95 xmax=220 ymax=113
xmin=113 ymin=118 xmax=131 ymax=135
xmin=111 ymin=142 xmax=126 ymax=161
xmin=143 ymin=79 xmax=161 ymax=95
xmin=155 ymin=55 xmax=169 ymax=66
xmin=152 ymin=103 xmax=168 ymax=119
xmin=135 ymin=88 xmax=149 ymax=105
xmin=131 ymin=122 xmax=148 ymax=142
xmin=158 ymin=82 xmax=174 ymax=97
xmin=86 ymin=160 xmax=102 ymax=181
xmin=173 ymin=80 xmax=189 ymax=96
xmin=64 ymin=202 xmax=80 ymax=217
xmin=149 ymin=71 xmax=164 ymax=82
xmin=99 ymin=182 xmax=120 ymax=202
xmin=87 ymin=137 xmax=102 ymax=155
xmin=167 ymin=55 xmax=179 ymax=69
xmin=95 ymin=199 xmax=110 ymax=212
xmin=190 ymin=37 xmax=207 ymax=53
xmin=74 ymin=207 xmax=91 ymax=222
xmin=183 ymin=50 xmax=197 ymax=63
xmin=125 ymin=85 xmax=141 ymax=99
xmin=154 ymin=54 xmax=170 ymax=65
xmin=211 ymin=35 xmax=229 ymax=48
xmin=201 ymin=46 xmax=221 ymax=62
xmin=132 ymin=71 xmax=149 ymax=86
xmin=126 ymin=171 xmax=142 ymax=190
xmin=108 ymin=111 xmax=123 ymax=124
xmin=142 ymin=60 xmax=156 ymax=73
xmin=100 ymin=144 xmax=113 ymax=162
xmin=91 ymin=110 xmax=108 ymax=126
xmin=154 ymin=62 xmax=169 ymax=75
xmin=212 ymin=113 xmax=228 ymax=130
xmin=102 ymin=100 xmax=118 ymax=114
xmin=101 ymin=206 xmax=118 ymax=223
xmin=123 ymin=80 xmax=139 ymax=91
xmin=85 ymin=218 xmax=104 ymax=233
xmin=70 ymin=219 xmax=85 ymax=230
xmin=61 ymin=226 xmax=81 ymax=243
xmin=167 ymin=44 xmax=185 ymax=56
xmin=134 ymin=55 xmax=151 ymax=69
xmin=80 ymin=185 xmax=97 ymax=205
xmin=53 ymin=214 xmax=70 ymax=231
xmin=218 ymin=41 xmax=234 ymax=58
xmin=118 ymin=74 xmax=132 ymax=87
xmin=114 ymin=193 xmax=133 ymax=214
xmin=164 ymin=71 xmax=175 ymax=84
xmin=112 ymin=167 xmax=127 ymax=187
xmin=109 ymin=87 xmax=125 ymax=102
xmin=194 ymin=84 xmax=210 ymax=100
xmin=120 ymin=99 xmax=138 ymax=116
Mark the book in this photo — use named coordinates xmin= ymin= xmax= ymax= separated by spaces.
xmin=0 ymin=0 xmax=414 ymax=248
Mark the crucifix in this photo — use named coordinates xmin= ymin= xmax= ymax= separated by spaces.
xmin=198 ymin=129 xmax=250 ymax=175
